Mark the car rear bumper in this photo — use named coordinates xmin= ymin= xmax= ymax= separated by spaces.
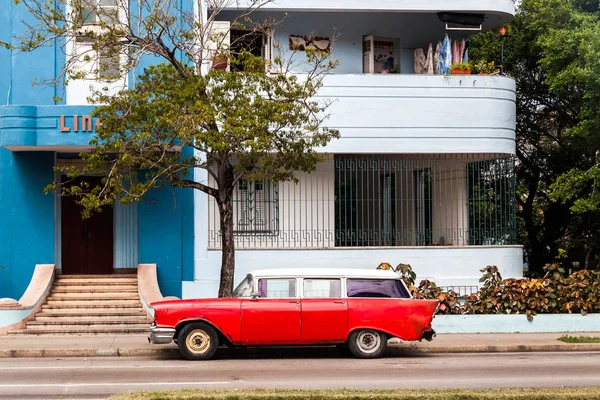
xmin=421 ymin=328 xmax=436 ymax=341
xmin=148 ymin=326 xmax=176 ymax=345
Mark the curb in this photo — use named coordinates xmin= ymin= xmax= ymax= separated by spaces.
xmin=1 ymin=344 xmax=600 ymax=358
xmin=0 ymin=347 xmax=180 ymax=358
xmin=388 ymin=343 xmax=600 ymax=354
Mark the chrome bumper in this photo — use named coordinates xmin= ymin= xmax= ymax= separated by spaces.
xmin=148 ymin=326 xmax=176 ymax=345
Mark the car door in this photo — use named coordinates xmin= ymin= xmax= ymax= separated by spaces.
xmin=241 ymin=278 xmax=301 ymax=345
xmin=300 ymin=278 xmax=349 ymax=342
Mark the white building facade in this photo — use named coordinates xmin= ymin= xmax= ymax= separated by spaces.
xmin=187 ymin=0 xmax=522 ymax=298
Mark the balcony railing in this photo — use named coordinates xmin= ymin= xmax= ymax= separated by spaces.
xmin=208 ymin=154 xmax=517 ymax=249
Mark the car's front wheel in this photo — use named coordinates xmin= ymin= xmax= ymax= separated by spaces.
xmin=348 ymin=329 xmax=387 ymax=358
xmin=177 ymin=322 xmax=219 ymax=360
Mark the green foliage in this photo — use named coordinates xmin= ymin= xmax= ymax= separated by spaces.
xmin=468 ymin=0 xmax=600 ymax=273
xmin=470 ymin=60 xmax=500 ymax=75
xmin=16 ymin=0 xmax=339 ymax=297
xmin=380 ymin=262 xmax=600 ymax=318
xmin=377 ymin=262 xmax=416 ymax=288
xmin=449 ymin=62 xmax=470 ymax=71
xmin=558 ymin=335 xmax=600 ymax=343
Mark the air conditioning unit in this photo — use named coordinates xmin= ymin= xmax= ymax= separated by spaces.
xmin=362 ymin=36 xmax=397 ymax=74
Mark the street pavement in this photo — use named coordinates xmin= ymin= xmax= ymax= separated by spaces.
xmin=1 ymin=351 xmax=600 ymax=399
xmin=1 ymin=332 xmax=600 ymax=358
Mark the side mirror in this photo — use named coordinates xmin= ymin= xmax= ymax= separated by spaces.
xmin=250 ymin=291 xmax=261 ymax=300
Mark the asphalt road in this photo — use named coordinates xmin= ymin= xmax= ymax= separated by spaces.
xmin=0 ymin=349 xmax=599 ymax=399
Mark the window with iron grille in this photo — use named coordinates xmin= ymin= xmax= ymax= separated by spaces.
xmin=233 ymin=180 xmax=279 ymax=235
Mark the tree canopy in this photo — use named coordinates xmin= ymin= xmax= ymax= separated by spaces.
xmin=470 ymin=0 xmax=600 ymax=272
xmin=11 ymin=0 xmax=340 ymax=296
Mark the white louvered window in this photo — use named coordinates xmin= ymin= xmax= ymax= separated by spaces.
xmin=72 ymin=0 xmax=121 ymax=81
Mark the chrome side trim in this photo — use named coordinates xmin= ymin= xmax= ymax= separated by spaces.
xmin=148 ymin=326 xmax=176 ymax=345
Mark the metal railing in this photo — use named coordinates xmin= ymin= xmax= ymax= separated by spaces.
xmin=208 ymin=154 xmax=516 ymax=249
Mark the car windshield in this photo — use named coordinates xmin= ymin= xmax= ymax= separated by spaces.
xmin=232 ymin=274 xmax=254 ymax=298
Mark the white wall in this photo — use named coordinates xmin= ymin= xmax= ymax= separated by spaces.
xmin=184 ymin=245 xmax=523 ymax=298
xmin=317 ymin=75 xmax=517 ymax=155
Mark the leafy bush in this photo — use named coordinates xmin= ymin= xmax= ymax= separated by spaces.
xmin=377 ymin=262 xmax=600 ymax=319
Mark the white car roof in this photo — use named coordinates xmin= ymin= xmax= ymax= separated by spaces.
xmin=248 ymin=268 xmax=401 ymax=279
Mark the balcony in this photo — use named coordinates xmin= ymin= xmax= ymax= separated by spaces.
xmin=317 ymin=74 xmax=516 ymax=154
xmin=214 ymin=9 xmax=517 ymax=154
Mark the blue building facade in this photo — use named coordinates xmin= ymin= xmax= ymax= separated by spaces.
xmin=0 ymin=2 xmax=194 ymax=299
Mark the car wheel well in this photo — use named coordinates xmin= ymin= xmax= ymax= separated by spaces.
xmin=346 ymin=328 xmax=390 ymax=342
xmin=175 ymin=319 xmax=232 ymax=347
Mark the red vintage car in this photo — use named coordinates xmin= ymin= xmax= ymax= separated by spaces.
xmin=149 ymin=268 xmax=439 ymax=360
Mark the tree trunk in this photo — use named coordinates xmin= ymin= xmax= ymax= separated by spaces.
xmin=217 ymin=199 xmax=235 ymax=297
xmin=217 ymin=160 xmax=236 ymax=298
xmin=584 ymin=247 xmax=591 ymax=270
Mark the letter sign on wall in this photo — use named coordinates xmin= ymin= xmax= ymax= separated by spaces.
xmin=60 ymin=115 xmax=103 ymax=132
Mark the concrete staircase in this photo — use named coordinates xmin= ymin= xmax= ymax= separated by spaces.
xmin=9 ymin=274 xmax=150 ymax=335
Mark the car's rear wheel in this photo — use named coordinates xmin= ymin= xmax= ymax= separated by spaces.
xmin=348 ymin=329 xmax=387 ymax=358
xmin=177 ymin=322 xmax=219 ymax=360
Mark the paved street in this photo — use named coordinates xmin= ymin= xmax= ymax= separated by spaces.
xmin=0 ymin=350 xmax=599 ymax=399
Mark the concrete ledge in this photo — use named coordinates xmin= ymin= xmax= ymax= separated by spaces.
xmin=137 ymin=263 xmax=179 ymax=319
xmin=0 ymin=264 xmax=55 ymax=335
xmin=433 ymin=314 xmax=600 ymax=334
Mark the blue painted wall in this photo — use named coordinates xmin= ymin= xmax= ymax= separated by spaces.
xmin=0 ymin=1 xmax=196 ymax=299
xmin=1 ymin=1 xmax=64 ymax=105
xmin=138 ymin=184 xmax=193 ymax=298
xmin=0 ymin=149 xmax=54 ymax=299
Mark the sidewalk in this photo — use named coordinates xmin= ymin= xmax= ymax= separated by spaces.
xmin=1 ymin=332 xmax=600 ymax=358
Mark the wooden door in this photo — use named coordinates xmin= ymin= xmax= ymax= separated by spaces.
xmin=61 ymin=177 xmax=113 ymax=275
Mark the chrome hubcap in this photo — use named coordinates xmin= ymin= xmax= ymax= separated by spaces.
xmin=186 ymin=329 xmax=211 ymax=354
xmin=356 ymin=330 xmax=381 ymax=354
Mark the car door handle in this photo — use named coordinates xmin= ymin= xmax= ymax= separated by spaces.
xmin=333 ymin=301 xmax=345 ymax=304
xmin=289 ymin=300 xmax=299 ymax=304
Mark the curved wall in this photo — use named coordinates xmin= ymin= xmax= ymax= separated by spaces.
xmin=317 ymin=74 xmax=516 ymax=154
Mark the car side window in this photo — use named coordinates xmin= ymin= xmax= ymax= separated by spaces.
xmin=258 ymin=278 xmax=296 ymax=298
xmin=303 ymin=279 xmax=341 ymax=298
xmin=346 ymin=279 xmax=411 ymax=299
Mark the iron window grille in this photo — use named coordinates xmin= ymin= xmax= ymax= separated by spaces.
xmin=233 ymin=179 xmax=279 ymax=235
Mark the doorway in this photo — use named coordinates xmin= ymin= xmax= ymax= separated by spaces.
xmin=61 ymin=176 xmax=114 ymax=275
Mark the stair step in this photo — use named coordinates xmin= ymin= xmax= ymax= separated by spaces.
xmin=45 ymin=299 xmax=142 ymax=307
xmin=55 ymin=279 xmax=138 ymax=286
xmin=52 ymin=285 xmax=138 ymax=293
xmin=42 ymin=303 xmax=143 ymax=310
xmin=8 ymin=326 xmax=149 ymax=334
xmin=47 ymin=293 xmax=140 ymax=300
xmin=30 ymin=317 xmax=149 ymax=325
xmin=56 ymin=274 xmax=137 ymax=279
xmin=37 ymin=309 xmax=146 ymax=317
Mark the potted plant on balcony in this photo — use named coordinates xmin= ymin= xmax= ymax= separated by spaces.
xmin=212 ymin=52 xmax=228 ymax=71
xmin=450 ymin=62 xmax=471 ymax=75
xmin=471 ymin=60 xmax=500 ymax=75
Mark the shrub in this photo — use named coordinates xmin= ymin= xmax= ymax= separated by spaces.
xmin=378 ymin=262 xmax=600 ymax=319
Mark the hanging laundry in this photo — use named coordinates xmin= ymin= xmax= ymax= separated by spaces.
xmin=451 ymin=40 xmax=459 ymax=64
xmin=434 ymin=42 xmax=440 ymax=74
xmin=458 ymin=39 xmax=466 ymax=64
xmin=414 ymin=48 xmax=427 ymax=74
xmin=426 ymin=43 xmax=434 ymax=74
xmin=439 ymin=34 xmax=451 ymax=74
